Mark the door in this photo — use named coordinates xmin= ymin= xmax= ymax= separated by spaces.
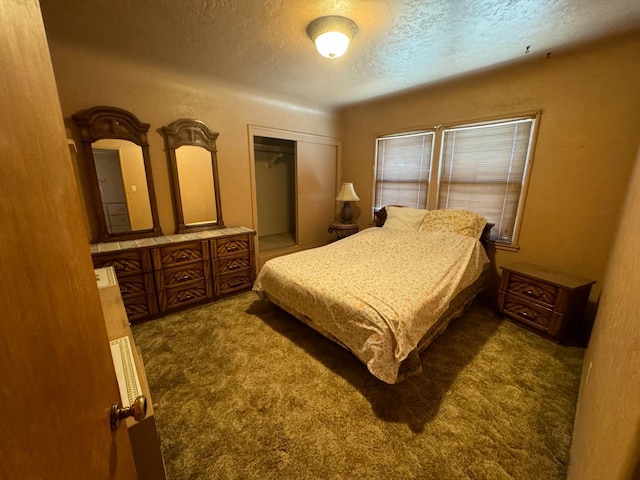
xmin=296 ymin=141 xmax=338 ymax=247
xmin=0 ymin=1 xmax=138 ymax=479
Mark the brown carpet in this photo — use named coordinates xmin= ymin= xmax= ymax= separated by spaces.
xmin=132 ymin=292 xmax=584 ymax=480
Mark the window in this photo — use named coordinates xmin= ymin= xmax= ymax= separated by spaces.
xmin=374 ymin=113 xmax=539 ymax=247
xmin=373 ymin=131 xmax=434 ymax=210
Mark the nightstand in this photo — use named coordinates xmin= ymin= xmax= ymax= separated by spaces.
xmin=328 ymin=221 xmax=359 ymax=240
xmin=497 ymin=262 xmax=595 ymax=343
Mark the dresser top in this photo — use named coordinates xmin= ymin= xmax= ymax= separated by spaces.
xmin=90 ymin=226 xmax=255 ymax=254
xmin=501 ymin=262 xmax=595 ymax=290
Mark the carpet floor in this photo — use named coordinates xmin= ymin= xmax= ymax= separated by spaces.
xmin=132 ymin=292 xmax=584 ymax=480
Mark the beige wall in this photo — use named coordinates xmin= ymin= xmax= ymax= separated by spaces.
xmin=568 ymin=148 xmax=640 ymax=479
xmin=339 ymin=30 xmax=640 ymax=303
xmin=47 ymin=41 xmax=337 ymax=242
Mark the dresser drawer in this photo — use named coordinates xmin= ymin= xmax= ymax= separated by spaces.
xmin=502 ymin=294 xmax=552 ymax=331
xmin=123 ymin=293 xmax=158 ymax=322
xmin=154 ymin=241 xmax=208 ymax=268
xmin=117 ymin=273 xmax=155 ymax=299
xmin=212 ymin=235 xmax=252 ymax=258
xmin=216 ymin=271 xmax=253 ymax=296
xmin=108 ymin=214 xmax=130 ymax=227
xmin=507 ymin=273 xmax=557 ymax=307
xmin=106 ymin=202 xmax=128 ymax=216
xmin=214 ymin=253 xmax=252 ymax=276
xmin=161 ymin=263 xmax=208 ymax=289
xmin=163 ymin=281 xmax=210 ymax=310
xmin=93 ymin=250 xmax=148 ymax=276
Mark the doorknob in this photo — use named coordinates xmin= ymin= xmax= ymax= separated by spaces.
xmin=110 ymin=395 xmax=147 ymax=431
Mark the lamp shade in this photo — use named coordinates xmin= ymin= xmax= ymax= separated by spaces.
xmin=335 ymin=182 xmax=360 ymax=202
xmin=306 ymin=16 xmax=358 ymax=59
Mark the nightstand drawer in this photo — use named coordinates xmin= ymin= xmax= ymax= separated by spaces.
xmin=498 ymin=262 xmax=595 ymax=343
xmin=507 ymin=273 xmax=557 ymax=307
xmin=503 ymin=294 xmax=552 ymax=331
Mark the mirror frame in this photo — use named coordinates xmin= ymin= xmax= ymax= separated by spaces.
xmin=161 ymin=118 xmax=224 ymax=233
xmin=72 ymin=106 xmax=162 ymax=242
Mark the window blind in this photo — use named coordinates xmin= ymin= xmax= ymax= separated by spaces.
xmin=374 ymin=132 xmax=434 ymax=210
xmin=439 ymin=119 xmax=534 ymax=243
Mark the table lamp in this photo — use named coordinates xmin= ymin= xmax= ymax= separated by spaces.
xmin=335 ymin=182 xmax=360 ymax=223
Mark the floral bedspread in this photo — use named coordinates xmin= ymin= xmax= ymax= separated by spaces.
xmin=253 ymin=227 xmax=489 ymax=384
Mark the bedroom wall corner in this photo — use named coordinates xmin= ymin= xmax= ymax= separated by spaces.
xmin=568 ymin=147 xmax=640 ymax=479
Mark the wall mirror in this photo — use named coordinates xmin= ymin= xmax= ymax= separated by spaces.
xmin=72 ymin=106 xmax=161 ymax=242
xmin=161 ymin=118 xmax=224 ymax=233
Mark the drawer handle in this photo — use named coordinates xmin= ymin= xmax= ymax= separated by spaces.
xmin=120 ymin=288 xmax=129 ymax=295
xmin=520 ymin=288 xmax=540 ymax=297
xmin=227 ymin=245 xmax=239 ymax=252
xmin=175 ymin=274 xmax=192 ymax=282
xmin=178 ymin=254 xmax=189 ymax=261
xmin=178 ymin=294 xmax=193 ymax=302
xmin=229 ymin=264 xmax=241 ymax=270
xmin=229 ymin=279 xmax=244 ymax=288
xmin=518 ymin=309 xmax=538 ymax=319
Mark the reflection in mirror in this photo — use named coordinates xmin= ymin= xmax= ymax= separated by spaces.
xmin=162 ymin=119 xmax=224 ymax=233
xmin=92 ymin=139 xmax=153 ymax=234
xmin=72 ymin=106 xmax=161 ymax=242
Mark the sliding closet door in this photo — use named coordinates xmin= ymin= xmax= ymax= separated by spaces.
xmin=296 ymin=141 xmax=337 ymax=247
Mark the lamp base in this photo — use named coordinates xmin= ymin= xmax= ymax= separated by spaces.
xmin=339 ymin=201 xmax=353 ymax=223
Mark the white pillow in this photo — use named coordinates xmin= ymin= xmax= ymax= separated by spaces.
xmin=383 ymin=206 xmax=428 ymax=231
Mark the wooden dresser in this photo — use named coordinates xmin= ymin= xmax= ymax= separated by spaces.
xmin=152 ymin=240 xmax=213 ymax=312
xmin=91 ymin=227 xmax=255 ymax=322
xmin=498 ymin=262 xmax=595 ymax=343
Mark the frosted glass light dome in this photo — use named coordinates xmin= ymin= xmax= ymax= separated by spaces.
xmin=314 ymin=31 xmax=350 ymax=59
xmin=306 ymin=16 xmax=358 ymax=60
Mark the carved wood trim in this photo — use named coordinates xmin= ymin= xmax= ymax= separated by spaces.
xmin=161 ymin=118 xmax=218 ymax=151
xmin=71 ymin=106 xmax=162 ymax=242
xmin=73 ymin=106 xmax=150 ymax=146
xmin=161 ymin=118 xmax=224 ymax=233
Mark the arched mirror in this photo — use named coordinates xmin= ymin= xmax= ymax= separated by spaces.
xmin=161 ymin=118 xmax=224 ymax=233
xmin=72 ymin=106 xmax=161 ymax=242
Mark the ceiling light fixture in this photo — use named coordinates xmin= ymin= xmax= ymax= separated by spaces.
xmin=306 ymin=15 xmax=358 ymax=59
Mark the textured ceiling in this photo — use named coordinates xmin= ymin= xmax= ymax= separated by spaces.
xmin=39 ymin=0 xmax=640 ymax=109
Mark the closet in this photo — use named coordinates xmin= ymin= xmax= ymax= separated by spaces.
xmin=254 ymin=137 xmax=296 ymax=251
xmin=249 ymin=126 xmax=340 ymax=268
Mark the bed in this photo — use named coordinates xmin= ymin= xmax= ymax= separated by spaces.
xmin=253 ymin=206 xmax=493 ymax=384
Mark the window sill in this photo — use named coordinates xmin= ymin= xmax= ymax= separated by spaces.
xmin=488 ymin=241 xmax=520 ymax=252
